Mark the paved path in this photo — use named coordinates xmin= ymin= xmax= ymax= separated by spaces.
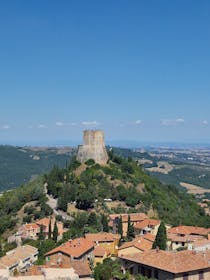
xmin=44 ymin=184 xmax=73 ymax=221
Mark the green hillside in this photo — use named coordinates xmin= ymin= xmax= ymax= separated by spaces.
xmin=45 ymin=152 xmax=210 ymax=227
xmin=0 ymin=145 xmax=74 ymax=191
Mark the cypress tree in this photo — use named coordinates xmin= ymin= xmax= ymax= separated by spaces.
xmin=101 ymin=214 xmax=109 ymax=232
xmin=126 ymin=215 xmax=135 ymax=241
xmin=53 ymin=221 xmax=58 ymax=242
xmin=48 ymin=219 xmax=52 ymax=239
xmin=152 ymin=221 xmax=167 ymax=250
xmin=117 ymin=216 xmax=123 ymax=239
xmin=38 ymin=224 xmax=45 ymax=240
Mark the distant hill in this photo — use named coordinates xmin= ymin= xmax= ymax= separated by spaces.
xmin=0 ymin=145 xmax=75 ymax=191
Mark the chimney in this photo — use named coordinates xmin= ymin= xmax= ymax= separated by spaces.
xmin=156 ymin=246 xmax=159 ymax=253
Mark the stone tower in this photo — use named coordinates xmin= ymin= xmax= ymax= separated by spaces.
xmin=77 ymin=130 xmax=109 ymax=165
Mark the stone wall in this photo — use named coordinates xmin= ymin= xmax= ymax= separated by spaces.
xmin=77 ymin=130 xmax=108 ymax=165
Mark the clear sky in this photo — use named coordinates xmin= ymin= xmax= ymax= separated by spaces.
xmin=0 ymin=0 xmax=209 ymax=146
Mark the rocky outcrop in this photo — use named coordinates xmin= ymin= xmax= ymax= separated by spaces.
xmin=77 ymin=130 xmax=108 ymax=165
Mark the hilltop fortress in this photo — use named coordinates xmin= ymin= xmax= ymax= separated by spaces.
xmin=77 ymin=130 xmax=109 ymax=165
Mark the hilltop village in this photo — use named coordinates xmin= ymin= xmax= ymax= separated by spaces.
xmin=1 ymin=131 xmax=210 ymax=280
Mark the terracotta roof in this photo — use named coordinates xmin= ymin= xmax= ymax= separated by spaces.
xmin=23 ymin=223 xmax=40 ymax=230
xmin=45 ymin=238 xmax=94 ymax=258
xmin=94 ymin=245 xmax=110 ymax=257
xmin=134 ymin=219 xmax=160 ymax=230
xmin=119 ymin=237 xmax=153 ymax=252
xmin=120 ymin=250 xmax=210 ymax=274
xmin=71 ymin=260 xmax=92 ymax=277
xmin=192 ymin=239 xmax=210 ymax=248
xmin=167 ymin=233 xmax=205 ymax=243
xmin=36 ymin=217 xmax=51 ymax=227
xmin=85 ymin=232 xmax=120 ymax=243
xmin=142 ymin=233 xmax=156 ymax=242
xmin=109 ymin=213 xmax=148 ymax=223
xmin=168 ymin=226 xmax=210 ymax=236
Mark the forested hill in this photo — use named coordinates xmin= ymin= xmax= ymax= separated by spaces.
xmin=0 ymin=145 xmax=74 ymax=191
xmin=45 ymin=152 xmax=210 ymax=227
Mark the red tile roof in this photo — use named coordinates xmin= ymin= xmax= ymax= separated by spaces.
xmin=85 ymin=232 xmax=120 ymax=243
xmin=167 ymin=233 xmax=205 ymax=243
xmin=120 ymin=250 xmax=210 ymax=274
xmin=71 ymin=260 xmax=92 ymax=277
xmin=36 ymin=217 xmax=51 ymax=228
xmin=94 ymin=245 xmax=109 ymax=257
xmin=142 ymin=233 xmax=156 ymax=242
xmin=134 ymin=219 xmax=160 ymax=230
xmin=119 ymin=236 xmax=153 ymax=252
xmin=45 ymin=238 xmax=94 ymax=258
xmin=109 ymin=213 xmax=148 ymax=223
xmin=168 ymin=226 xmax=210 ymax=236
xmin=24 ymin=223 xmax=40 ymax=230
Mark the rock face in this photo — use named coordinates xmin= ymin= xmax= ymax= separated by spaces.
xmin=77 ymin=130 xmax=109 ymax=165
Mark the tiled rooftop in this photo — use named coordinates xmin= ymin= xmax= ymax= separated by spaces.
xmin=168 ymin=226 xmax=210 ymax=236
xmin=120 ymin=249 xmax=210 ymax=274
xmin=134 ymin=219 xmax=160 ymax=230
xmin=119 ymin=236 xmax=153 ymax=252
xmin=45 ymin=237 xmax=94 ymax=258
xmin=85 ymin=232 xmax=120 ymax=242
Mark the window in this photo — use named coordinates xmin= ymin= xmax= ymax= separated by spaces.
xmin=199 ymin=271 xmax=204 ymax=280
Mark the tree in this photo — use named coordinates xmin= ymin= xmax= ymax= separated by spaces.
xmin=53 ymin=221 xmax=58 ymax=242
xmin=76 ymin=190 xmax=94 ymax=210
xmin=38 ymin=224 xmax=45 ymax=240
xmin=48 ymin=219 xmax=52 ymax=239
xmin=117 ymin=216 xmax=123 ymax=239
xmin=101 ymin=214 xmax=109 ymax=232
xmin=152 ymin=221 xmax=167 ymax=250
xmin=126 ymin=215 xmax=135 ymax=241
xmin=88 ymin=212 xmax=97 ymax=226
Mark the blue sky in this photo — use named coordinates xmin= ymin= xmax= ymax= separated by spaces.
xmin=0 ymin=0 xmax=209 ymax=146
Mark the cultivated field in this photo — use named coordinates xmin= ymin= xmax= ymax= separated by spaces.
xmin=180 ymin=182 xmax=210 ymax=194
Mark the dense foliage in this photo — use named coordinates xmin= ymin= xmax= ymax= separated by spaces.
xmin=0 ymin=178 xmax=52 ymax=234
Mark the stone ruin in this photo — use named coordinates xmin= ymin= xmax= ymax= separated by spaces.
xmin=76 ymin=130 xmax=109 ymax=165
